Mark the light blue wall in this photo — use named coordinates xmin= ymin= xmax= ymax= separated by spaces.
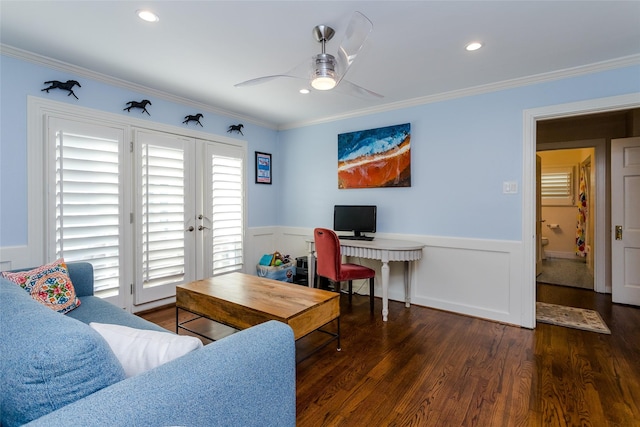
xmin=2 ymin=54 xmax=639 ymax=247
xmin=278 ymin=65 xmax=640 ymax=240
xmin=0 ymin=54 xmax=280 ymax=247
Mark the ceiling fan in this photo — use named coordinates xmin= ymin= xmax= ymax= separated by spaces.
xmin=235 ymin=11 xmax=383 ymax=99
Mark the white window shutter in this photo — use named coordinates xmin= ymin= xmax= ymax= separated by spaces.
xmin=49 ymin=118 xmax=124 ymax=298
xmin=134 ymin=130 xmax=195 ymax=304
xmin=141 ymin=143 xmax=186 ymax=288
xmin=541 ymin=166 xmax=574 ymax=206
xmin=211 ymin=154 xmax=244 ymax=275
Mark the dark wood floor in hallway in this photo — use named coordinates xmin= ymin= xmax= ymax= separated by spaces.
xmin=140 ymin=283 xmax=640 ymax=426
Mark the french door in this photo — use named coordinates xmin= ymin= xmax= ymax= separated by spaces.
xmin=47 ymin=115 xmax=245 ymax=309
xmin=134 ymin=130 xmax=197 ymax=304
xmin=133 ymin=131 xmax=245 ymax=304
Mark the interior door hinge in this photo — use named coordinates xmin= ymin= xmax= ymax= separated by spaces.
xmin=130 ymin=141 xmax=134 ymax=153
xmin=130 ymin=213 xmax=134 ymax=224
xmin=130 ymin=283 xmax=134 ymax=295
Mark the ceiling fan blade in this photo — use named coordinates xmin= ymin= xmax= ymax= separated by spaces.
xmin=334 ymin=79 xmax=383 ymax=99
xmin=335 ymin=11 xmax=373 ymax=83
xmin=235 ymin=58 xmax=311 ymax=88
xmin=235 ymin=75 xmax=292 ymax=87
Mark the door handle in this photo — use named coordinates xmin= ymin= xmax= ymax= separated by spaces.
xmin=198 ymin=225 xmax=210 ymax=231
xmin=615 ymin=225 xmax=622 ymax=240
xmin=186 ymin=226 xmax=194 ymax=232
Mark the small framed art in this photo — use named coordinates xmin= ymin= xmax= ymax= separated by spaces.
xmin=255 ymin=151 xmax=272 ymax=184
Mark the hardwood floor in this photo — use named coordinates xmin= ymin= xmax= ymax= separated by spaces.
xmin=139 ymin=284 xmax=640 ymax=426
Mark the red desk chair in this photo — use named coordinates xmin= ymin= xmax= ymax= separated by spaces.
xmin=314 ymin=228 xmax=375 ymax=313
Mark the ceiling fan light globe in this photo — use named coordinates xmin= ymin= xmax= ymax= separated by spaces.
xmin=312 ymin=76 xmax=337 ymax=90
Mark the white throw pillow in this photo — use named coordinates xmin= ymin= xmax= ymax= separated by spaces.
xmin=89 ymin=322 xmax=203 ymax=377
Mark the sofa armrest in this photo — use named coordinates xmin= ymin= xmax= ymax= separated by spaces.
xmin=26 ymin=321 xmax=296 ymax=427
xmin=66 ymin=262 xmax=95 ymax=297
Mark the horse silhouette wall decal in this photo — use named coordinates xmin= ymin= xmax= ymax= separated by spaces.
xmin=227 ymin=124 xmax=244 ymax=135
xmin=183 ymin=113 xmax=204 ymax=126
xmin=123 ymin=100 xmax=152 ymax=115
xmin=42 ymin=80 xmax=81 ymax=99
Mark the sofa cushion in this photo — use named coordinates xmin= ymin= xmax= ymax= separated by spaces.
xmin=66 ymin=295 xmax=167 ymax=331
xmin=1 ymin=258 xmax=81 ymax=314
xmin=90 ymin=322 xmax=203 ymax=377
xmin=0 ymin=278 xmax=126 ymax=427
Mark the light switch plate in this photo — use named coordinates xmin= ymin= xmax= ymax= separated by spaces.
xmin=503 ymin=181 xmax=518 ymax=194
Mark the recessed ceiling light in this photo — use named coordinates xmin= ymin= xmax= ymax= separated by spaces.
xmin=137 ymin=10 xmax=159 ymax=23
xmin=465 ymin=42 xmax=483 ymax=51
xmin=299 ymin=88 xmax=310 ymax=94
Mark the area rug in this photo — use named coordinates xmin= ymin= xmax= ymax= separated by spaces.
xmin=536 ymin=302 xmax=610 ymax=334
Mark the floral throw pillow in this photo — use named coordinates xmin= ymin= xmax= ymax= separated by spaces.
xmin=1 ymin=259 xmax=81 ymax=314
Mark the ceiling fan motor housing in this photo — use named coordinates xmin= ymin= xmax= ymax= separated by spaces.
xmin=312 ymin=53 xmax=337 ymax=90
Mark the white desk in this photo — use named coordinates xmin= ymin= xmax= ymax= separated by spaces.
xmin=306 ymin=238 xmax=425 ymax=321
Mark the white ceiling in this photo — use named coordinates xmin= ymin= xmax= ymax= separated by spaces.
xmin=2 ymin=1 xmax=639 ymax=129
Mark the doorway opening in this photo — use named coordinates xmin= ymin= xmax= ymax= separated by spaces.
xmin=536 ymin=147 xmax=596 ymax=291
xmin=522 ymin=95 xmax=640 ymax=328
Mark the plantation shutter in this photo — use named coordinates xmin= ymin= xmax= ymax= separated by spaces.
xmin=205 ymin=143 xmax=244 ymax=275
xmin=541 ymin=166 xmax=574 ymax=205
xmin=141 ymin=144 xmax=186 ymax=286
xmin=48 ymin=117 xmax=125 ymax=300
xmin=134 ymin=130 xmax=196 ymax=304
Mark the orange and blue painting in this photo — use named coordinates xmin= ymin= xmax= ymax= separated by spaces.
xmin=338 ymin=123 xmax=411 ymax=189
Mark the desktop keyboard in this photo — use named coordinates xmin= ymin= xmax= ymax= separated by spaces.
xmin=339 ymin=235 xmax=374 ymax=241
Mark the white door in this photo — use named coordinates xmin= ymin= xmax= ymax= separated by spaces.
xmin=199 ymin=141 xmax=246 ymax=278
xmin=611 ymin=137 xmax=640 ymax=306
xmin=134 ymin=130 xmax=197 ymax=304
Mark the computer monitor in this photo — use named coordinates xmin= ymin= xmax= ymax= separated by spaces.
xmin=333 ymin=205 xmax=377 ymax=239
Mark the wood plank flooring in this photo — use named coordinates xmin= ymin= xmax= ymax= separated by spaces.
xmin=139 ymin=284 xmax=640 ymax=426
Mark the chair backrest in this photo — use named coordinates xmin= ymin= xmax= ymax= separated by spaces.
xmin=314 ymin=228 xmax=342 ymax=281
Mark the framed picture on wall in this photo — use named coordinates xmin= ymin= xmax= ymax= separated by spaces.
xmin=255 ymin=151 xmax=272 ymax=184
xmin=337 ymin=123 xmax=411 ymax=189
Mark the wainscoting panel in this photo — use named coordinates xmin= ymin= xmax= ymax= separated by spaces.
xmin=413 ymin=237 xmax=523 ymax=325
xmin=246 ymin=227 xmax=278 ymax=272
xmin=0 ymin=245 xmax=34 ymax=271
xmin=6 ymin=229 xmax=525 ymax=326
xmin=259 ymin=228 xmax=525 ymax=326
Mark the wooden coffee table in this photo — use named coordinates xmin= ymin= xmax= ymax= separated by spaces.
xmin=176 ymin=272 xmax=341 ymax=358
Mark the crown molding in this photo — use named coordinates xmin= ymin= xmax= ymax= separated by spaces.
xmin=279 ymin=54 xmax=640 ymax=130
xmin=0 ymin=44 xmax=277 ymax=130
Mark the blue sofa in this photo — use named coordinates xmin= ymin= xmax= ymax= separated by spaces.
xmin=1 ymin=262 xmax=296 ymax=427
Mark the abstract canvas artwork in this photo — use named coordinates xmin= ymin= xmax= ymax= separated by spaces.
xmin=338 ymin=123 xmax=411 ymax=189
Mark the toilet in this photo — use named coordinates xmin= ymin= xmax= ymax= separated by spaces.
xmin=541 ymin=236 xmax=549 ymax=260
